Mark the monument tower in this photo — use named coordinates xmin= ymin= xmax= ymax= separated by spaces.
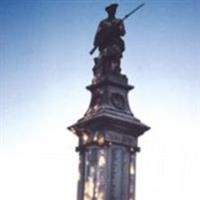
xmin=68 ymin=3 xmax=150 ymax=200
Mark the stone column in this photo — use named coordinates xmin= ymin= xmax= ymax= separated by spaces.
xmin=68 ymin=58 xmax=150 ymax=200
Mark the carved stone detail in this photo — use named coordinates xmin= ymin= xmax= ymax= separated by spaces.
xmin=105 ymin=131 xmax=137 ymax=147
xmin=111 ymin=93 xmax=125 ymax=110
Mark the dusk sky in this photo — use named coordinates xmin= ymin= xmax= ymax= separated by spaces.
xmin=1 ymin=0 xmax=200 ymax=200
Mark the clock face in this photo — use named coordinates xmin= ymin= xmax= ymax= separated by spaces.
xmin=111 ymin=93 xmax=125 ymax=110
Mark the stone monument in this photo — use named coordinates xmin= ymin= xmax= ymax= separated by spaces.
xmin=68 ymin=3 xmax=150 ymax=200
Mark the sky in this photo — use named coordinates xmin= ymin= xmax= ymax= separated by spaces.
xmin=0 ymin=0 xmax=200 ymax=200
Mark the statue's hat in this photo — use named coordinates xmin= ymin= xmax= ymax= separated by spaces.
xmin=105 ymin=3 xmax=118 ymax=13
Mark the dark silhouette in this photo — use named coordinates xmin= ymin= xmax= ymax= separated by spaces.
xmin=90 ymin=3 xmax=145 ymax=76
xmin=91 ymin=4 xmax=125 ymax=58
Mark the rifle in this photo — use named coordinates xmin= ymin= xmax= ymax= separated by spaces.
xmin=89 ymin=3 xmax=145 ymax=55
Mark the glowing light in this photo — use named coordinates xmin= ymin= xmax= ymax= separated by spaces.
xmin=84 ymin=177 xmax=94 ymax=200
xmin=130 ymin=164 xmax=135 ymax=175
xmin=98 ymin=135 xmax=105 ymax=145
xmin=94 ymin=105 xmax=99 ymax=111
xmin=98 ymin=155 xmax=106 ymax=167
xmin=94 ymin=135 xmax=98 ymax=141
xmin=97 ymin=192 xmax=104 ymax=200
xmin=82 ymin=133 xmax=89 ymax=143
xmin=94 ymin=182 xmax=99 ymax=198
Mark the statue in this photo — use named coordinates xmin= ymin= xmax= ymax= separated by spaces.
xmin=90 ymin=3 xmax=145 ymax=76
xmin=91 ymin=3 xmax=125 ymax=59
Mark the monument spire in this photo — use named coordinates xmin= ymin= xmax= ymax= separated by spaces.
xmin=68 ymin=3 xmax=150 ymax=200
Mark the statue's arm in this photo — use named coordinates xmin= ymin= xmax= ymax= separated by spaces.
xmin=112 ymin=19 xmax=126 ymax=36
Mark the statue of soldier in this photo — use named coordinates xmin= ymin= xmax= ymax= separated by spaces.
xmin=94 ymin=3 xmax=126 ymax=57
xmin=92 ymin=4 xmax=126 ymax=75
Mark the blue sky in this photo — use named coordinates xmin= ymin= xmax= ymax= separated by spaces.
xmin=0 ymin=0 xmax=200 ymax=200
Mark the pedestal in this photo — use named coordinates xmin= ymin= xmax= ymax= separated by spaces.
xmin=68 ymin=58 xmax=150 ymax=200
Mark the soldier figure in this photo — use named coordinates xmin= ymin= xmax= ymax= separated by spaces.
xmin=92 ymin=4 xmax=126 ymax=75
xmin=91 ymin=3 xmax=144 ymax=77
xmin=94 ymin=3 xmax=126 ymax=58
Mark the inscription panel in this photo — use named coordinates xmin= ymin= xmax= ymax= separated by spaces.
xmin=110 ymin=146 xmax=122 ymax=200
xmin=109 ymin=145 xmax=131 ymax=200
xmin=106 ymin=131 xmax=137 ymax=147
